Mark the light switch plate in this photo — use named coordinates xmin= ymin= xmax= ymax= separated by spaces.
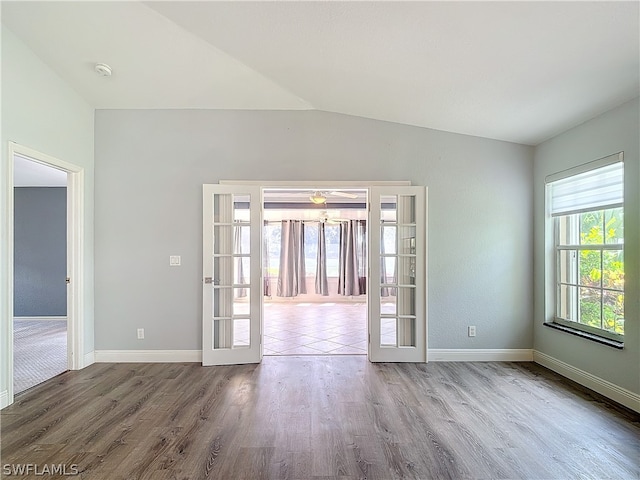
xmin=169 ymin=255 xmax=181 ymax=266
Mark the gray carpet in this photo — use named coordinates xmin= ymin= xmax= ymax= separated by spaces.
xmin=13 ymin=319 xmax=67 ymax=394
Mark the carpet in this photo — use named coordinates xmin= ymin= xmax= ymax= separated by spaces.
xmin=13 ymin=319 xmax=67 ymax=394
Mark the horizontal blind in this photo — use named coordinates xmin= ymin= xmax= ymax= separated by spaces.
xmin=549 ymin=161 xmax=623 ymax=216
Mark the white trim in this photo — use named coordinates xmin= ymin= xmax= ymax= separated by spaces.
xmin=428 ymin=349 xmax=534 ymax=362
xmin=2 ymin=149 xmax=15 ymax=406
xmin=0 ymin=390 xmax=8 ymax=409
xmin=83 ymin=351 xmax=95 ymax=367
xmin=545 ymin=151 xmax=623 ymax=184
xmin=533 ymin=351 xmax=640 ymax=413
xmin=14 ymin=316 xmax=67 ymax=322
xmin=94 ymin=350 xmax=202 ymax=363
xmin=13 ymin=147 xmax=83 ymax=173
xmin=3 ymin=142 xmax=85 ymax=409
xmin=67 ymin=167 xmax=85 ymax=370
xmin=424 ymin=187 xmax=429 ymax=363
xmin=220 ymin=180 xmax=411 ymax=187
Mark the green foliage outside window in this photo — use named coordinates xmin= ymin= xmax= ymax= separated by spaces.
xmin=577 ymin=208 xmax=624 ymax=334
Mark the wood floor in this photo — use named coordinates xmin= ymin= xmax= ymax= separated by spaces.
xmin=1 ymin=357 xmax=638 ymax=479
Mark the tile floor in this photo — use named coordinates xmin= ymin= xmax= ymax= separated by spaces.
xmin=263 ymin=302 xmax=367 ymax=355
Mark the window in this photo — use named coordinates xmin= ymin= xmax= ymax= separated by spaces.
xmin=264 ymin=222 xmax=341 ymax=278
xmin=303 ymin=224 xmax=341 ymax=276
xmin=547 ymin=154 xmax=624 ymax=341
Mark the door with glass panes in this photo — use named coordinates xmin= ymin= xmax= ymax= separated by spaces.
xmin=203 ymin=183 xmax=426 ymax=365
xmin=202 ymin=185 xmax=262 ymax=365
xmin=369 ymin=186 xmax=427 ymax=362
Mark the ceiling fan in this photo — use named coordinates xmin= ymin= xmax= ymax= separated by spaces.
xmin=309 ymin=190 xmax=359 ymax=204
xmin=318 ymin=210 xmax=349 ymax=224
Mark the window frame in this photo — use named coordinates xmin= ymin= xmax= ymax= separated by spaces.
xmin=553 ymin=209 xmax=624 ymax=341
xmin=545 ymin=152 xmax=624 ymax=343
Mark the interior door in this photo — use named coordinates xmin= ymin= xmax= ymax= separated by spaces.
xmin=369 ymin=186 xmax=427 ymax=362
xmin=202 ymin=185 xmax=262 ymax=365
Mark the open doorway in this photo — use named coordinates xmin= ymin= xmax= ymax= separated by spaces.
xmin=202 ymin=182 xmax=425 ymax=366
xmin=12 ymin=154 xmax=68 ymax=394
xmin=261 ymin=189 xmax=368 ymax=355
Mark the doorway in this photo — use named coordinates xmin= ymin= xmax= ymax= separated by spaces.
xmin=13 ymin=154 xmax=68 ymax=393
xmin=202 ymin=182 xmax=427 ymax=366
xmin=2 ymin=142 xmax=85 ymax=408
xmin=262 ymin=188 xmax=368 ymax=356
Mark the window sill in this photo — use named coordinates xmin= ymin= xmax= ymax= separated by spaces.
xmin=544 ymin=322 xmax=624 ymax=349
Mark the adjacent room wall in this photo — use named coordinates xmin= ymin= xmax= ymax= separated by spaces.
xmin=94 ymin=109 xmax=534 ymax=352
xmin=1 ymin=26 xmax=95 ymax=403
xmin=13 ymin=187 xmax=67 ymax=317
xmin=533 ymin=97 xmax=640 ymax=395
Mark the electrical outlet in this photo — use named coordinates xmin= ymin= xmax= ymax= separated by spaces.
xmin=468 ymin=326 xmax=476 ymax=337
xmin=137 ymin=328 xmax=144 ymax=340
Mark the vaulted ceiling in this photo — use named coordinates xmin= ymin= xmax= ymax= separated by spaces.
xmin=2 ymin=1 xmax=638 ymax=146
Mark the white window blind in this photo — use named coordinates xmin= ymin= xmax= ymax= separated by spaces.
xmin=548 ymin=160 xmax=623 ymax=217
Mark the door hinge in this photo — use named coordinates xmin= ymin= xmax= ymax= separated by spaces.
xmin=66 ymin=277 xmax=71 ymax=284
xmin=204 ymin=277 xmax=213 ymax=284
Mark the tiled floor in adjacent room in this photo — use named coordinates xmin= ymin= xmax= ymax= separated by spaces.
xmin=263 ymin=302 xmax=367 ymax=355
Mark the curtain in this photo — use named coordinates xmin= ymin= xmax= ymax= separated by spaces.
xmin=315 ymin=221 xmax=329 ymax=296
xmin=263 ymin=220 xmax=271 ymax=297
xmin=338 ymin=220 xmax=366 ymax=296
xmin=234 ymin=221 xmax=247 ymax=297
xmin=277 ymin=220 xmax=307 ymax=297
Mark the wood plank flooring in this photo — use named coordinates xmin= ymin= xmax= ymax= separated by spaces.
xmin=1 ymin=357 xmax=638 ymax=479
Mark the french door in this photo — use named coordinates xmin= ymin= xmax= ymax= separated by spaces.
xmin=202 ymin=183 xmax=427 ymax=365
xmin=369 ymin=186 xmax=427 ymax=362
xmin=202 ymin=185 xmax=262 ymax=365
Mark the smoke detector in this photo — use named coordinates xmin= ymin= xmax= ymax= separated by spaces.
xmin=94 ymin=63 xmax=112 ymax=77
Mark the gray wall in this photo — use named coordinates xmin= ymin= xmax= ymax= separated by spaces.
xmin=94 ymin=109 xmax=534 ymax=351
xmin=14 ymin=187 xmax=67 ymax=317
xmin=533 ymin=97 xmax=640 ymax=394
xmin=1 ymin=26 xmax=95 ymax=401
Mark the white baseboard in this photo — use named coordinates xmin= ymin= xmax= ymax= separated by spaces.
xmin=533 ymin=350 xmax=640 ymax=413
xmin=14 ymin=316 xmax=67 ymax=322
xmin=0 ymin=390 xmax=8 ymax=409
xmin=428 ymin=349 xmax=533 ymax=362
xmin=83 ymin=351 xmax=95 ymax=367
xmin=94 ymin=350 xmax=202 ymax=363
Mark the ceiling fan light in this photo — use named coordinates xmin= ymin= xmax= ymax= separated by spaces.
xmin=309 ymin=192 xmax=327 ymax=204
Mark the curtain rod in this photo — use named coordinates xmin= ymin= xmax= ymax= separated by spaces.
xmin=263 ymin=220 xmax=366 ymax=225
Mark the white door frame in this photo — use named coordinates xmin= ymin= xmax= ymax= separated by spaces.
xmin=2 ymin=142 xmax=84 ymax=407
xmin=220 ymin=180 xmax=427 ymax=363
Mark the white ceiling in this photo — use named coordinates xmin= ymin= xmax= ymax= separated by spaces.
xmin=2 ymin=1 xmax=638 ymax=146
xmin=13 ymin=155 xmax=67 ymax=187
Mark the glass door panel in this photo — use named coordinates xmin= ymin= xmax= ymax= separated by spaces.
xmin=369 ymin=187 xmax=426 ymax=362
xmin=203 ymin=185 xmax=262 ymax=366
